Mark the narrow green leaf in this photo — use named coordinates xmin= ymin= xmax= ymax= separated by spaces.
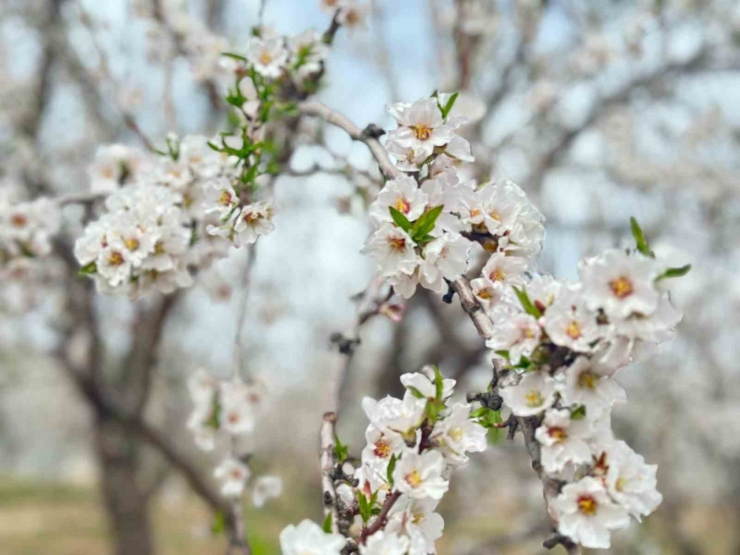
xmin=386 ymin=454 xmax=398 ymax=488
xmin=411 ymin=205 xmax=444 ymax=241
xmin=494 ymin=350 xmax=510 ymax=361
xmin=406 ymin=386 xmax=426 ymax=399
xmin=470 ymin=407 xmax=488 ymax=419
xmin=78 ymin=261 xmax=97 ymax=276
xmin=322 ymin=512 xmax=333 ymax=533
xmin=211 ymin=511 xmax=225 ymax=535
xmin=433 ymin=364 xmax=444 ymax=401
xmin=512 ymin=286 xmax=542 ymax=318
xmin=389 ymin=206 xmax=412 ymax=232
xmin=221 ymin=52 xmax=248 ymax=62
xmin=656 ymin=264 xmax=692 ymax=281
xmin=334 ymin=435 xmax=349 ymax=464
xmin=440 ymin=92 xmax=459 ymax=119
xmin=630 ymin=217 xmax=652 ymax=256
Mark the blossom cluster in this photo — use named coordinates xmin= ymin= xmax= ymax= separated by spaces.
xmin=0 ymin=196 xmax=61 ymax=272
xmin=186 ymin=368 xmax=282 ymax=507
xmin=242 ymin=28 xmax=330 ymax=87
xmin=280 ymin=366 xmax=489 ymax=554
xmin=363 ymin=95 xmax=544 ymax=299
xmin=77 ymin=135 xmax=275 ymax=297
xmin=484 ymin=227 xmax=686 ymax=548
xmin=0 ymin=196 xmax=62 ymax=310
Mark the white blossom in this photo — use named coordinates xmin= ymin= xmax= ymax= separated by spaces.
xmin=393 ymin=450 xmax=449 ymax=500
xmin=551 ymin=477 xmax=630 ymax=549
xmin=500 ymin=371 xmax=557 ymax=417
xmin=370 ymin=175 xmax=429 ymax=224
xmin=604 ymin=440 xmax=662 ymax=521
xmin=385 ymin=98 xmax=469 ymax=163
xmin=535 ymin=408 xmax=594 ymax=473
xmin=362 ymin=224 xmax=419 ymax=278
xmin=247 ymin=36 xmax=289 ymax=79
xmin=214 ymin=457 xmax=251 ymax=498
xmin=386 ymin=497 xmax=444 ymax=554
xmin=252 ymin=475 xmax=283 ymax=508
xmin=360 ymin=530 xmax=410 ymax=555
xmin=556 ymin=357 xmax=626 ymax=417
xmin=430 ymin=402 xmax=487 ymax=466
xmin=579 ymin=248 xmax=664 ymax=320
xmin=279 ymin=519 xmax=345 ymax=555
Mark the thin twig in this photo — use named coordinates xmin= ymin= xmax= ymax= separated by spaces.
xmin=231 ymin=244 xmax=258 ymax=379
xmin=298 ymin=101 xmax=399 ymax=181
xmin=320 ymin=277 xmax=391 ymax=532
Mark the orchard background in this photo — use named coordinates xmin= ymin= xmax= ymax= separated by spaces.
xmin=1 ymin=0 xmax=739 ymax=553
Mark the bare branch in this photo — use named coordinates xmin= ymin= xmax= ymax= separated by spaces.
xmin=298 ymin=101 xmax=400 ymax=180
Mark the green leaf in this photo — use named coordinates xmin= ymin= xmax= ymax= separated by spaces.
xmin=630 ymin=217 xmax=652 ymax=257
xmin=425 ymin=399 xmax=444 ymax=424
xmin=211 ymin=511 xmax=225 ymax=535
xmin=386 ymin=454 xmax=398 ymax=488
xmin=221 ymin=52 xmax=248 ymax=62
xmin=334 ymin=435 xmax=349 ymax=464
xmin=494 ymin=350 xmax=510 ymax=361
xmin=571 ymin=405 xmax=587 ymax=420
xmin=512 ymin=356 xmax=532 ymax=370
xmin=414 ymin=234 xmax=436 ymax=246
xmin=78 ymin=261 xmax=97 ymax=276
xmin=656 ymin=264 xmax=692 ymax=281
xmin=358 ymin=495 xmax=369 ymax=522
xmin=470 ymin=407 xmax=487 ymax=419
xmin=205 ymin=397 xmax=221 ymax=430
xmin=406 ymin=386 xmax=426 ymax=399
xmin=488 ymin=426 xmax=503 ymax=445
xmin=389 ymin=207 xmax=412 ymax=233
xmin=512 ymin=286 xmax=542 ymax=318
xmin=432 ymin=364 xmax=444 ymax=401
xmin=440 ymin=92 xmax=459 ymax=119
xmin=411 ymin=205 xmax=443 ymax=242
xmin=322 ymin=512 xmax=333 ymax=533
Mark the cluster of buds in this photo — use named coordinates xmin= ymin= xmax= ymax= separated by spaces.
xmin=280 ymin=366 xmax=489 ymax=554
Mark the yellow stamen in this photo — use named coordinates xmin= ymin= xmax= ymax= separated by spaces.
xmin=609 ymin=276 xmax=634 ymax=299
xmin=565 ymin=321 xmax=582 ymax=339
xmin=525 ymin=391 xmax=544 ymax=408
xmin=548 ymin=427 xmax=567 ymax=441
xmin=489 ymin=269 xmax=506 ymax=282
xmin=108 ymin=251 xmax=124 ymax=266
xmin=124 ymin=238 xmax=140 ymax=251
xmin=395 ymin=197 xmax=411 ymax=214
xmin=10 ymin=214 xmax=27 ymax=227
xmin=411 ymin=124 xmax=432 ymax=141
xmin=374 ymin=440 xmax=391 ymax=458
xmin=405 ymin=470 xmax=422 ymax=488
xmin=388 ymin=237 xmax=406 ymax=251
xmin=577 ymin=495 xmax=598 ymax=516
xmin=615 ymin=477 xmax=626 ymax=492
xmin=219 ymin=190 xmax=233 ymax=206
xmin=578 ymin=370 xmax=597 ymax=390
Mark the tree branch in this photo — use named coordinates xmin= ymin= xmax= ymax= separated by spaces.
xmin=298 ymin=101 xmax=399 ymax=180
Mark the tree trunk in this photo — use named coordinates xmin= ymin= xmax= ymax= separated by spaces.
xmin=95 ymin=415 xmax=154 ymax=555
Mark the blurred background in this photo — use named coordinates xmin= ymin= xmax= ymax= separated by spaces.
xmin=1 ymin=0 xmax=739 ymax=553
